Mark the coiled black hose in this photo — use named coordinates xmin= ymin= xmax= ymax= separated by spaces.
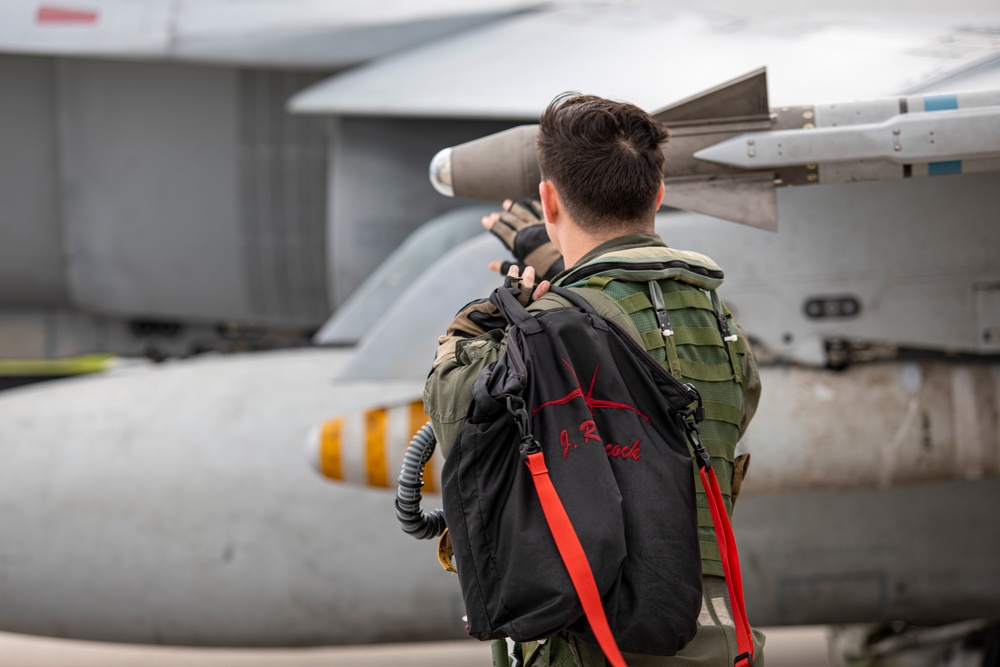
xmin=394 ymin=422 xmax=446 ymax=539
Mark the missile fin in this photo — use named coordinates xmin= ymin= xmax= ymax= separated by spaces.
xmin=664 ymin=173 xmax=778 ymax=231
xmin=652 ymin=68 xmax=770 ymax=127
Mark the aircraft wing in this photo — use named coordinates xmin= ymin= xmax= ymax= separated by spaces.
xmin=0 ymin=0 xmax=540 ymax=67
xmin=289 ymin=3 xmax=1000 ymax=118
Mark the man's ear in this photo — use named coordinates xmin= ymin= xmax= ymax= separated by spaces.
xmin=654 ymin=181 xmax=665 ymax=210
xmin=539 ymin=180 xmax=561 ymax=224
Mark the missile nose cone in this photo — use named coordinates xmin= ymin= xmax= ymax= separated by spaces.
xmin=429 ymin=147 xmax=454 ymax=197
xmin=305 ymin=423 xmax=323 ymax=476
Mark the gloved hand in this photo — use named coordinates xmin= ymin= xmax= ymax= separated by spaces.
xmin=483 ymin=199 xmax=565 ymax=282
xmin=445 ymin=270 xmax=538 ymax=338
xmin=447 ymin=298 xmax=506 ymax=339
xmin=432 ymin=266 xmax=548 ymax=369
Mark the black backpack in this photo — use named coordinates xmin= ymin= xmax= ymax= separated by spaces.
xmin=441 ymin=280 xmax=742 ymax=663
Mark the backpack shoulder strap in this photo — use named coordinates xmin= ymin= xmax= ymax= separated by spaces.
xmin=529 ymin=287 xmax=644 ymax=347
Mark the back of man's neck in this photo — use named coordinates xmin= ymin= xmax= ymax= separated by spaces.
xmin=561 ymin=224 xmax=654 ymax=269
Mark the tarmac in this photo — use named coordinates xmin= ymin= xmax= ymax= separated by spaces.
xmin=0 ymin=627 xmax=834 ymax=666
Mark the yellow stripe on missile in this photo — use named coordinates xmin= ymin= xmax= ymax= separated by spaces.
xmin=409 ymin=400 xmax=435 ymax=493
xmin=318 ymin=418 xmax=344 ymax=481
xmin=365 ymin=408 xmax=390 ymax=488
xmin=312 ymin=400 xmax=443 ymax=490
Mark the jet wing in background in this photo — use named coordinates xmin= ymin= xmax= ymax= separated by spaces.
xmin=289 ymin=2 xmax=1000 ymax=117
xmin=0 ymin=0 xmax=538 ymax=67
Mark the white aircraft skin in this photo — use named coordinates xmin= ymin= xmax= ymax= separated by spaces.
xmin=1 ymin=0 xmax=999 ymax=664
xmin=0 ymin=0 xmax=537 ymax=66
xmin=0 ymin=348 xmax=465 ymax=646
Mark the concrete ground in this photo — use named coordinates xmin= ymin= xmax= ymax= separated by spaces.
xmin=0 ymin=627 xmax=834 ymax=666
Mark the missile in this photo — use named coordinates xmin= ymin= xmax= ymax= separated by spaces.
xmin=305 ymin=398 xmax=443 ymax=492
xmin=429 ymin=68 xmax=1000 ymax=231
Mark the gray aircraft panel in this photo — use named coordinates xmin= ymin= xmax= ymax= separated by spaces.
xmin=0 ymin=348 xmax=467 ymax=646
xmin=338 ymin=165 xmax=1000 ymax=382
xmin=174 ymin=11 xmax=537 ymax=70
xmin=334 ymin=234 xmax=505 ymax=381
xmin=738 ymin=477 xmax=1000 ymax=625
xmin=57 ymin=59 xmax=250 ymax=323
xmin=0 ymin=55 xmax=66 ymax=305
xmin=678 ymin=172 xmax=1000 ymax=357
xmin=314 ymin=205 xmax=494 ymax=346
xmin=289 ymin=3 xmax=1000 ymax=119
xmin=911 ymin=54 xmax=1000 ymax=95
xmin=324 ymin=117 xmax=518 ymax=308
xmin=0 ymin=0 xmax=539 ymax=68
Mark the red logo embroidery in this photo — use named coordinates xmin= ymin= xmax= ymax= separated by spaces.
xmin=533 ymin=360 xmax=649 ymax=421
xmin=606 ymin=440 xmax=641 ymax=461
xmin=559 ymin=420 xmax=605 ymax=459
xmin=535 ymin=360 xmax=646 ymax=462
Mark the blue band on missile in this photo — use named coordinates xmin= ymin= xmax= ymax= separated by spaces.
xmin=924 ymin=94 xmax=961 ymax=174
xmin=924 ymin=94 xmax=958 ymax=112
xmin=929 ymin=161 xmax=962 ymax=176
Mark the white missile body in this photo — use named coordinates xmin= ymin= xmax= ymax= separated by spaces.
xmin=697 ymin=91 xmax=1000 ymax=174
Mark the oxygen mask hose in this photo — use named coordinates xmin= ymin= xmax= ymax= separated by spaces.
xmin=395 ymin=422 xmax=446 ymax=540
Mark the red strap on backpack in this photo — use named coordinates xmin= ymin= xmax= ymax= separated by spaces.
xmin=525 ymin=451 xmax=629 ymax=667
xmin=700 ymin=464 xmax=755 ymax=667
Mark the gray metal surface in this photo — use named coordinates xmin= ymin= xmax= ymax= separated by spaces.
xmin=57 ymin=58 xmax=248 ymax=322
xmin=687 ymin=172 xmax=1000 ymax=359
xmin=0 ymin=349 xmax=463 ymax=646
xmin=738 ymin=477 xmax=1000 ymax=625
xmin=0 ymin=55 xmax=65 ymax=305
xmin=54 ymin=59 xmax=334 ymax=328
xmin=238 ymin=70 xmax=330 ymax=325
xmin=324 ymin=117 xmax=517 ymax=308
xmin=0 ymin=0 xmax=537 ymax=68
xmin=744 ymin=361 xmax=1000 ymax=492
xmin=338 ymin=167 xmax=1000 ymax=381
xmin=333 ymin=234 xmax=504 ymax=381
xmin=288 ymin=3 xmax=1000 ymax=119
xmin=314 ymin=205 xmax=494 ymax=346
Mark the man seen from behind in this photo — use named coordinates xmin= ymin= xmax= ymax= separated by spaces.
xmin=424 ymin=93 xmax=765 ymax=667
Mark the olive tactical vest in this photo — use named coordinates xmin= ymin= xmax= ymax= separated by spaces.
xmin=558 ymin=246 xmax=749 ymax=578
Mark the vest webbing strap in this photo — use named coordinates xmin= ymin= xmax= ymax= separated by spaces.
xmin=640 ymin=326 xmax=728 ymax=351
xmin=710 ymin=291 xmax=745 ymax=388
xmin=585 ymin=275 xmax=615 ymax=289
xmin=658 ymin=289 xmax=715 ymax=311
xmin=605 ymin=284 xmax=717 ymax=315
xmin=677 ymin=358 xmax=736 ymax=382
xmin=524 ymin=451 xmax=628 ymax=667
xmin=704 ymin=401 xmax=743 ymax=427
xmin=618 ymin=292 xmax=654 ymax=315
xmin=700 ymin=465 xmax=754 ymax=666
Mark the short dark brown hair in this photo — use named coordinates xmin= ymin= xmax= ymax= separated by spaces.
xmin=537 ymin=93 xmax=669 ymax=233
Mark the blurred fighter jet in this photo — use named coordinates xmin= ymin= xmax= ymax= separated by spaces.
xmin=0 ymin=2 xmax=999 ymax=666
